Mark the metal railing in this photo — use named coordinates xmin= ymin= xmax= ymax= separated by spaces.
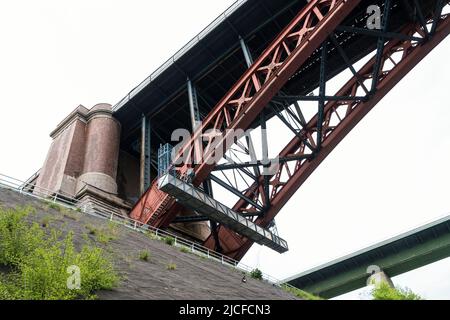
xmin=0 ymin=172 xmax=294 ymax=288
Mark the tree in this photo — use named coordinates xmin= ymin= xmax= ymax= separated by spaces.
xmin=371 ymin=282 xmax=423 ymax=300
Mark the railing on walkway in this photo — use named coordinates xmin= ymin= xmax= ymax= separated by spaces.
xmin=0 ymin=172 xmax=294 ymax=288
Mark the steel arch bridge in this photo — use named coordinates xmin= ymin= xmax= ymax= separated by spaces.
xmin=127 ymin=0 xmax=450 ymax=260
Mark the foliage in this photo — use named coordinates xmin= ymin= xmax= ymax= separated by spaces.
xmin=281 ymin=284 xmax=323 ymax=300
xmin=85 ymin=222 xmax=120 ymax=244
xmin=371 ymin=282 xmax=423 ymax=300
xmin=41 ymin=216 xmax=53 ymax=228
xmin=167 ymin=263 xmax=177 ymax=271
xmin=0 ymin=207 xmax=118 ymax=300
xmin=47 ymin=202 xmax=63 ymax=212
xmin=0 ymin=207 xmax=44 ymax=267
xmin=180 ymin=247 xmax=191 ymax=254
xmin=139 ymin=250 xmax=150 ymax=262
xmin=250 ymin=268 xmax=263 ymax=280
xmin=145 ymin=231 xmax=159 ymax=241
xmin=164 ymin=236 xmax=175 ymax=246
xmin=85 ymin=224 xmax=97 ymax=236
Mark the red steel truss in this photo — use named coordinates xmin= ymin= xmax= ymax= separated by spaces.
xmin=204 ymin=9 xmax=450 ymax=260
xmin=130 ymin=0 xmax=450 ymax=260
xmin=131 ymin=0 xmax=361 ymax=225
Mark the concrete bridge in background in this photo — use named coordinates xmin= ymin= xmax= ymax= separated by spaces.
xmin=283 ymin=214 xmax=450 ymax=299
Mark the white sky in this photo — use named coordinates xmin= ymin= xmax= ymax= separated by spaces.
xmin=1 ymin=0 xmax=450 ymax=300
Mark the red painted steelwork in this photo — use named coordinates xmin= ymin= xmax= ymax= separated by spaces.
xmin=204 ymin=12 xmax=450 ymax=260
xmin=130 ymin=0 xmax=361 ymax=227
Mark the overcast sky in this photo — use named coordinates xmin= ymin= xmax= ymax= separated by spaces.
xmin=1 ymin=1 xmax=449 ymax=300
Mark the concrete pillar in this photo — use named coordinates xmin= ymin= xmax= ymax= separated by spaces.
xmin=77 ymin=104 xmax=121 ymax=195
xmin=368 ymin=271 xmax=395 ymax=288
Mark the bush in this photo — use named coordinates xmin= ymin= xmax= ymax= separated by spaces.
xmin=47 ymin=202 xmax=63 ymax=212
xmin=164 ymin=237 xmax=175 ymax=246
xmin=139 ymin=251 xmax=150 ymax=262
xmin=371 ymin=282 xmax=422 ymax=300
xmin=0 ymin=207 xmax=45 ymax=267
xmin=85 ymin=225 xmax=97 ymax=236
xmin=180 ymin=247 xmax=191 ymax=254
xmin=0 ymin=207 xmax=118 ymax=300
xmin=85 ymin=223 xmax=119 ymax=244
xmin=145 ymin=232 xmax=159 ymax=241
xmin=250 ymin=268 xmax=263 ymax=280
xmin=41 ymin=216 xmax=52 ymax=228
xmin=167 ymin=263 xmax=177 ymax=271
xmin=97 ymin=223 xmax=120 ymax=244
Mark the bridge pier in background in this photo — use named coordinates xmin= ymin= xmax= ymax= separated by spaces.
xmin=368 ymin=270 xmax=395 ymax=288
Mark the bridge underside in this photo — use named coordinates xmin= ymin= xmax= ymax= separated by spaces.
xmin=123 ymin=0 xmax=450 ymax=260
xmin=283 ymin=214 xmax=450 ymax=299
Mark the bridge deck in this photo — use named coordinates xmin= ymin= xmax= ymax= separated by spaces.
xmin=283 ymin=214 xmax=450 ymax=299
xmin=113 ymin=0 xmax=438 ymax=153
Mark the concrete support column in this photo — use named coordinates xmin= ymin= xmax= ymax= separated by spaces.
xmin=368 ymin=270 xmax=395 ymax=288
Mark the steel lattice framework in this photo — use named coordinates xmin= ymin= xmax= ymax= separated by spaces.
xmin=130 ymin=0 xmax=450 ymax=260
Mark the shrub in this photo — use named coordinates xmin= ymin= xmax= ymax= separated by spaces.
xmin=164 ymin=237 xmax=175 ymax=246
xmin=250 ymin=268 xmax=263 ymax=280
xmin=0 ymin=207 xmax=45 ymax=267
xmin=85 ymin=223 xmax=119 ymax=244
xmin=145 ymin=231 xmax=159 ymax=241
xmin=97 ymin=223 xmax=120 ymax=244
xmin=139 ymin=251 xmax=150 ymax=262
xmin=41 ymin=216 xmax=52 ymax=228
xmin=180 ymin=247 xmax=191 ymax=254
xmin=0 ymin=207 xmax=118 ymax=300
xmin=371 ymin=282 xmax=422 ymax=300
xmin=167 ymin=263 xmax=177 ymax=271
xmin=85 ymin=225 xmax=97 ymax=236
xmin=47 ymin=202 xmax=63 ymax=212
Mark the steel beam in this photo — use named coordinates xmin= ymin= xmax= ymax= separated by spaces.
xmin=204 ymin=12 xmax=450 ymax=260
xmin=336 ymin=25 xmax=423 ymax=42
xmin=239 ymin=36 xmax=254 ymax=67
xmin=140 ymin=115 xmax=151 ymax=194
xmin=187 ymin=79 xmax=201 ymax=131
xmin=130 ymin=0 xmax=363 ymax=233
xmin=371 ymin=0 xmax=392 ymax=93
xmin=284 ymin=214 xmax=450 ymax=299
xmin=158 ymin=173 xmax=288 ymax=253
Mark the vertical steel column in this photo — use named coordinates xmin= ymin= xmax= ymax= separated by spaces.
xmin=260 ymin=110 xmax=270 ymax=210
xmin=371 ymin=0 xmax=391 ymax=92
xmin=241 ymin=36 xmax=270 ymax=209
xmin=187 ymin=79 xmax=201 ymax=131
xmin=203 ymin=179 xmax=222 ymax=252
xmin=140 ymin=115 xmax=151 ymax=195
xmin=239 ymin=36 xmax=254 ymax=66
xmin=317 ymin=42 xmax=327 ymax=151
